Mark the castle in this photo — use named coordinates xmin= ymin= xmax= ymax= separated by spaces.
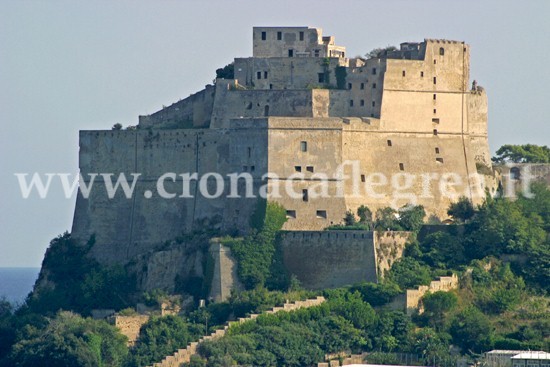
xmin=70 ymin=27 xmax=495 ymax=290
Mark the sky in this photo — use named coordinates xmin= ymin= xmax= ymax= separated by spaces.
xmin=1 ymin=0 xmax=549 ymax=267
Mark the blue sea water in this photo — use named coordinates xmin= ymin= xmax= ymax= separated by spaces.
xmin=0 ymin=267 xmax=40 ymax=306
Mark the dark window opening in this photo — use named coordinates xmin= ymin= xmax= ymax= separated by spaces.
xmin=360 ymin=99 xmax=365 ymax=106
xmin=257 ymin=71 xmax=262 ymax=79
xmin=300 ymin=141 xmax=307 ymax=152
xmin=318 ymin=73 xmax=325 ymax=83
xmin=433 ymin=93 xmax=437 ymax=100
xmin=372 ymin=100 xmax=376 ymax=107
xmin=361 ymin=174 xmax=366 ymax=183
xmin=294 ymin=166 xmax=302 ymax=172
xmin=264 ymin=105 xmax=269 ymax=117
xmin=269 ymin=84 xmax=273 ymax=90
xmin=387 ymin=140 xmax=392 ymax=147
xmin=372 ymin=83 xmax=377 ymax=89
xmin=434 ymin=109 xmax=437 ymax=114
xmin=510 ymin=167 xmax=521 ymax=180
xmin=435 ymin=147 xmax=440 ymax=154
xmin=399 ymin=163 xmax=405 ymax=171
xmin=306 ymin=166 xmax=314 ymax=173
xmin=433 ymin=129 xmax=438 ymax=135
xmin=250 ymin=165 xmax=255 ymax=172
xmin=247 ymin=147 xmax=251 ymax=157
xmin=434 ymin=59 xmax=437 ymax=64
xmin=439 ymin=47 xmax=445 ymax=56
xmin=436 ymin=158 xmax=444 ymax=163
xmin=302 ymin=189 xmax=309 ymax=202
xmin=264 ymin=71 xmax=268 ymax=79
xmin=372 ymin=68 xmax=377 ymax=75
xmin=316 ymin=210 xmax=327 ymax=219
xmin=277 ymin=31 xmax=282 ymax=40
xmin=314 ymin=49 xmax=320 ymax=57
xmin=261 ymin=31 xmax=266 ymax=40
xmin=402 ymin=70 xmax=406 ymax=77
xmin=286 ymin=210 xmax=296 ymax=219
xmin=349 ymin=100 xmax=354 ymax=107
xmin=299 ymin=31 xmax=304 ymax=41
xmin=348 ymin=83 xmax=352 ymax=90
xmin=432 ymin=118 xmax=440 ymax=124
xmin=288 ymin=49 xmax=294 ymax=57
xmin=421 ymin=71 xmax=424 ymax=77
xmin=433 ymin=77 xmax=437 ymax=84
xmin=360 ymin=82 xmax=365 ymax=90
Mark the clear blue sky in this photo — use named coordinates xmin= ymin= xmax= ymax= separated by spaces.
xmin=1 ymin=0 xmax=549 ymax=267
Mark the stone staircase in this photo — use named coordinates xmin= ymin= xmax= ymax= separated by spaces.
xmin=147 ymin=296 xmax=326 ymax=367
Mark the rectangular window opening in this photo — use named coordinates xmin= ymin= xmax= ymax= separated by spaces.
xmin=299 ymin=31 xmax=304 ymax=41
xmin=372 ymin=83 xmax=377 ymax=89
xmin=348 ymin=83 xmax=352 ymax=90
xmin=399 ymin=163 xmax=405 ymax=171
xmin=269 ymin=84 xmax=273 ymax=90
xmin=314 ymin=49 xmax=320 ymax=57
xmin=318 ymin=73 xmax=325 ymax=83
xmin=421 ymin=71 xmax=424 ymax=77
xmin=433 ymin=129 xmax=438 ymax=136
xmin=360 ymin=82 xmax=365 ymax=90
xmin=294 ymin=166 xmax=302 ymax=172
xmin=316 ymin=210 xmax=327 ymax=219
xmin=433 ymin=93 xmax=437 ymax=100
xmin=288 ymin=49 xmax=294 ymax=57
xmin=247 ymin=147 xmax=251 ymax=157
xmin=261 ymin=31 xmax=266 ymax=41
xmin=433 ymin=108 xmax=437 ymax=114
xmin=302 ymin=189 xmax=309 ymax=202
xmin=387 ymin=140 xmax=392 ymax=147
xmin=306 ymin=166 xmax=314 ymax=173
xmin=286 ymin=210 xmax=296 ymax=219
xmin=257 ymin=71 xmax=262 ymax=79
xmin=250 ymin=165 xmax=255 ymax=172
xmin=433 ymin=76 xmax=437 ymax=84
xmin=435 ymin=147 xmax=440 ymax=154
xmin=372 ymin=68 xmax=377 ymax=75
xmin=361 ymin=174 xmax=366 ymax=183
xmin=360 ymin=99 xmax=365 ymax=106
xmin=436 ymin=158 xmax=444 ymax=163
xmin=372 ymin=100 xmax=376 ymax=107
xmin=349 ymin=100 xmax=354 ymax=107
xmin=300 ymin=141 xmax=307 ymax=152
xmin=264 ymin=71 xmax=268 ymax=79
xmin=402 ymin=70 xmax=406 ymax=77
xmin=432 ymin=118 xmax=440 ymax=124
xmin=277 ymin=31 xmax=282 ymax=40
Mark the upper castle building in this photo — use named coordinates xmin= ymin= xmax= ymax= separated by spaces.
xmin=72 ymin=27 xmax=494 ymax=264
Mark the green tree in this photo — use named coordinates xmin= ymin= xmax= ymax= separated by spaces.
xmin=386 ymin=257 xmax=432 ymax=290
xmin=357 ymin=205 xmax=373 ymax=229
xmin=344 ymin=210 xmax=357 ymax=226
xmin=492 ymin=144 xmax=550 ymax=163
xmin=420 ymin=232 xmax=465 ymax=269
xmin=447 ymin=197 xmax=475 ymax=223
xmin=450 ymin=306 xmax=493 ymax=354
xmin=421 ymin=291 xmax=458 ymax=330
xmin=374 ymin=207 xmax=402 ymax=231
xmin=215 ymin=63 xmax=235 ymax=80
xmin=398 ymin=205 xmax=426 ymax=232
xmin=7 ymin=311 xmax=127 ymax=367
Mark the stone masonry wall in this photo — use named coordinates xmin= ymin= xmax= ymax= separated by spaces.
xmin=110 ymin=315 xmax=150 ymax=346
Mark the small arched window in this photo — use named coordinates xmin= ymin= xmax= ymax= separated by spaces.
xmin=510 ymin=167 xmax=521 ymax=180
xmin=439 ymin=47 xmax=445 ymax=56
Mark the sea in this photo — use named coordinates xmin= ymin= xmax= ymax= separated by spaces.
xmin=0 ymin=267 xmax=41 ymax=306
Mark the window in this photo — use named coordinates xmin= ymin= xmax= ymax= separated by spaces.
xmin=372 ymin=67 xmax=377 ymax=75
xmin=433 ymin=93 xmax=437 ymax=100
xmin=360 ymin=82 xmax=365 ymax=90
xmin=277 ymin=31 xmax=282 ymax=40
xmin=302 ymin=189 xmax=308 ymax=202
xmin=432 ymin=118 xmax=440 ymax=123
xmin=348 ymin=83 xmax=352 ymax=90
xmin=387 ymin=140 xmax=392 ymax=147
xmin=299 ymin=31 xmax=304 ymax=41
xmin=264 ymin=105 xmax=269 ymax=117
xmin=511 ymin=167 xmax=521 ymax=180
xmin=434 ymin=59 xmax=437 ymax=64
xmin=361 ymin=174 xmax=366 ymax=182
xmin=269 ymin=84 xmax=273 ymax=90
xmin=436 ymin=158 xmax=444 ymax=163
xmin=257 ymin=71 xmax=262 ymax=79
xmin=318 ymin=73 xmax=325 ymax=83
xmin=372 ymin=83 xmax=377 ymax=89
xmin=294 ymin=166 xmax=302 ymax=172
xmin=300 ymin=141 xmax=307 ymax=152
xmin=433 ymin=108 xmax=437 ymax=114
xmin=306 ymin=166 xmax=314 ymax=173
xmin=372 ymin=100 xmax=376 ymax=107
xmin=433 ymin=129 xmax=438 ymax=135
xmin=349 ymin=100 xmax=354 ymax=107
xmin=316 ymin=210 xmax=327 ymax=219
xmin=402 ymin=70 xmax=406 ymax=77
xmin=286 ymin=210 xmax=296 ymax=219
xmin=264 ymin=71 xmax=268 ymax=79
xmin=288 ymin=49 xmax=294 ymax=57
xmin=421 ymin=71 xmax=424 ymax=77
xmin=435 ymin=147 xmax=440 ymax=154
xmin=360 ymin=99 xmax=365 ymax=106
xmin=247 ymin=147 xmax=251 ymax=158
xmin=399 ymin=163 xmax=405 ymax=171
xmin=433 ymin=77 xmax=437 ymax=84
xmin=439 ymin=47 xmax=445 ymax=56
xmin=261 ymin=31 xmax=266 ymax=41
xmin=314 ymin=49 xmax=320 ymax=57
xmin=250 ymin=165 xmax=255 ymax=171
